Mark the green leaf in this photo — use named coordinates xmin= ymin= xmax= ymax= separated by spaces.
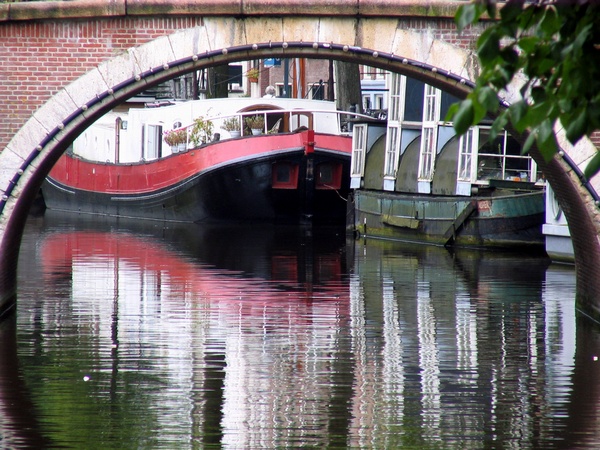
xmin=539 ymin=6 xmax=561 ymax=37
xmin=509 ymin=100 xmax=528 ymax=133
xmin=453 ymin=99 xmax=475 ymax=135
xmin=558 ymin=97 xmax=575 ymax=114
xmin=584 ymin=151 xmax=600 ymax=179
xmin=444 ymin=102 xmax=460 ymax=123
xmin=477 ymin=29 xmax=500 ymax=65
xmin=518 ymin=36 xmax=539 ymax=54
xmin=564 ymin=107 xmax=587 ymax=144
xmin=522 ymin=131 xmax=537 ymax=155
xmin=471 ymin=94 xmax=488 ymax=125
xmin=572 ymin=23 xmax=592 ymax=53
xmin=526 ymin=102 xmax=555 ymax=128
xmin=530 ymin=87 xmax=546 ymax=104
xmin=500 ymin=2 xmax=523 ymax=23
xmin=456 ymin=4 xmax=485 ymax=32
xmin=490 ymin=111 xmax=509 ymax=142
xmin=536 ymin=119 xmax=558 ymax=161
xmin=489 ymin=65 xmax=514 ymax=89
xmin=477 ymin=86 xmax=499 ymax=114
xmin=485 ymin=0 xmax=497 ymax=19
xmin=499 ymin=46 xmax=519 ymax=67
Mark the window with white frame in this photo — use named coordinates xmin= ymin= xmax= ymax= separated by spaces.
xmin=419 ymin=127 xmax=436 ymax=180
xmin=351 ymin=124 xmax=368 ymax=177
xmin=384 ymin=73 xmax=403 ymax=178
xmin=457 ymin=128 xmax=476 ymax=182
xmin=476 ymin=129 xmax=536 ymax=182
xmin=143 ymin=124 xmax=162 ymax=161
xmin=418 ymin=84 xmax=440 ymax=181
xmin=384 ymin=127 xmax=400 ymax=177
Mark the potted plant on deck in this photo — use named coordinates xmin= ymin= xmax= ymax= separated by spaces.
xmin=222 ymin=116 xmax=241 ymax=138
xmin=189 ymin=116 xmax=214 ymax=147
xmin=163 ymin=128 xmax=188 ymax=152
xmin=246 ymin=67 xmax=259 ymax=83
xmin=245 ymin=115 xmax=264 ymax=135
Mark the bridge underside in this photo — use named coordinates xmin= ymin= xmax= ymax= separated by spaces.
xmin=1 ymin=13 xmax=600 ymax=319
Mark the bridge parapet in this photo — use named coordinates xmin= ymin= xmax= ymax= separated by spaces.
xmin=0 ymin=0 xmax=460 ymax=22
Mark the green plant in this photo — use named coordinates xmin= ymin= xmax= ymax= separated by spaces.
xmin=189 ymin=116 xmax=214 ymax=147
xmin=222 ymin=116 xmax=240 ymax=132
xmin=163 ymin=128 xmax=187 ymax=146
xmin=451 ymin=1 xmax=600 ymax=177
xmin=245 ymin=115 xmax=264 ymax=130
xmin=246 ymin=67 xmax=259 ymax=81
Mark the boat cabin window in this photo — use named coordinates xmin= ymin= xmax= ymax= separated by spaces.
xmin=477 ymin=129 xmax=535 ymax=182
xmin=316 ymin=162 xmax=343 ymax=190
xmin=351 ymin=124 xmax=367 ymax=178
xmin=239 ymin=106 xmax=285 ymax=134
xmin=417 ymin=84 xmax=440 ymax=183
xmin=384 ymin=127 xmax=401 ymax=179
xmin=404 ymin=77 xmax=425 ymax=123
xmin=440 ymin=90 xmax=460 ymax=121
xmin=272 ymin=162 xmax=299 ymax=189
xmin=310 ymin=82 xmax=325 ymax=100
xmin=457 ymin=127 xmax=538 ymax=184
xmin=142 ymin=124 xmax=163 ymax=161
xmin=458 ymin=128 xmax=476 ymax=182
xmin=384 ymin=73 xmax=403 ymax=182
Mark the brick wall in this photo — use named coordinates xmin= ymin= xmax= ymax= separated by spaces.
xmin=0 ymin=17 xmax=204 ymax=148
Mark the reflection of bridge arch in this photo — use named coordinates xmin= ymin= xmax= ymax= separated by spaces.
xmin=1 ymin=8 xmax=600 ymax=318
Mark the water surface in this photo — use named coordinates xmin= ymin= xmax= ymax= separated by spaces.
xmin=3 ymin=211 xmax=600 ymax=449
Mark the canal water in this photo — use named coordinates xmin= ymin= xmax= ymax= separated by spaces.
xmin=2 ymin=210 xmax=600 ymax=449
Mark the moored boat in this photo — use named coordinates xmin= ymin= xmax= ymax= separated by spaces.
xmin=43 ymin=97 xmax=356 ymax=223
xmin=348 ymin=74 xmax=545 ymax=249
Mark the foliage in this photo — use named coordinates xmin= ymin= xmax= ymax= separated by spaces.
xmin=222 ymin=116 xmax=240 ymax=131
xmin=450 ymin=0 xmax=600 ymax=177
xmin=189 ymin=116 xmax=214 ymax=147
xmin=245 ymin=115 xmax=264 ymax=130
xmin=246 ymin=67 xmax=259 ymax=80
xmin=163 ymin=128 xmax=187 ymax=146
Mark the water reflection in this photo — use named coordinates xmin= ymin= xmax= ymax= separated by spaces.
xmin=4 ymin=212 xmax=600 ymax=448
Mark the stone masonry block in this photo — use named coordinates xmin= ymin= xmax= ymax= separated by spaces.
xmin=356 ymin=19 xmax=401 ymax=55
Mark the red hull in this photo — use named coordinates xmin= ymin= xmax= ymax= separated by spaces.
xmin=43 ymin=131 xmax=352 ymax=223
xmin=48 ymin=131 xmax=350 ymax=195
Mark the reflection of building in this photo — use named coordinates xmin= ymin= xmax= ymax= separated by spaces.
xmin=346 ymin=239 xmax=576 ymax=448
xmin=11 ymin=215 xmax=590 ymax=448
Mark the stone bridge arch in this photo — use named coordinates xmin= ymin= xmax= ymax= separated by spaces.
xmin=1 ymin=11 xmax=600 ymax=318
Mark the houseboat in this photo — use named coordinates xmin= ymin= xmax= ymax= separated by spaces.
xmin=43 ymin=97 xmax=355 ymax=223
xmin=348 ymin=73 xmax=545 ymax=249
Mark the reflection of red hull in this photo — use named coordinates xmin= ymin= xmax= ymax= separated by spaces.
xmin=40 ymin=230 xmax=350 ymax=312
xmin=43 ymin=131 xmax=352 ymax=223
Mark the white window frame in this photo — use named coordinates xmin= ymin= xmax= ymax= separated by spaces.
xmin=350 ymin=123 xmax=368 ymax=189
xmin=143 ymin=123 xmax=162 ymax=161
xmin=417 ymin=84 xmax=441 ymax=193
xmin=456 ymin=127 xmax=479 ymax=195
xmin=383 ymin=73 xmax=405 ymax=191
xmin=476 ymin=129 xmax=537 ymax=184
